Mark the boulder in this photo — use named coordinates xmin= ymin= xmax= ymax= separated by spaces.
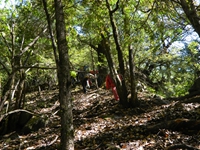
xmin=189 ymin=77 xmax=200 ymax=94
xmin=0 ymin=110 xmax=33 ymax=136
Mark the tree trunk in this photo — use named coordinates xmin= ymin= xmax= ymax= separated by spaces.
xmin=129 ymin=45 xmax=139 ymax=107
xmin=1 ymin=72 xmax=16 ymax=112
xmin=122 ymin=5 xmax=138 ymax=107
xmin=178 ymin=0 xmax=200 ymax=36
xmin=42 ymin=0 xmax=59 ymax=65
xmin=96 ymin=40 xmax=108 ymax=85
xmin=106 ymin=0 xmax=128 ymax=106
xmin=54 ymin=0 xmax=74 ymax=150
xmin=100 ymin=34 xmax=116 ymax=77
xmin=15 ymin=70 xmax=26 ymax=109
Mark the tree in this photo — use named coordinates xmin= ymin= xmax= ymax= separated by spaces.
xmin=105 ymin=0 xmax=129 ymax=106
xmin=54 ymin=0 xmax=74 ymax=149
xmin=171 ymin=0 xmax=200 ymax=36
xmin=0 ymin=1 xmax=49 ymax=112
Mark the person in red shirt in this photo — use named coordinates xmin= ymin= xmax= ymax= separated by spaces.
xmin=106 ymin=74 xmax=120 ymax=101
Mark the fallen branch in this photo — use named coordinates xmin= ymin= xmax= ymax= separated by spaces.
xmin=146 ymin=118 xmax=200 ymax=133
xmin=0 ymin=109 xmax=35 ymax=120
xmin=182 ymin=96 xmax=200 ymax=104
xmin=0 ymin=109 xmax=37 ymax=122
xmin=165 ymin=143 xmax=199 ymax=150
xmin=47 ymin=135 xmax=59 ymax=146
xmin=0 ymin=109 xmax=38 ymax=136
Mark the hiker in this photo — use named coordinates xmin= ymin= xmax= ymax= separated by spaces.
xmin=89 ymin=70 xmax=99 ymax=88
xmin=77 ymin=66 xmax=85 ymax=83
xmin=76 ymin=66 xmax=88 ymax=93
xmin=105 ymin=74 xmax=121 ymax=101
xmin=70 ymin=70 xmax=77 ymax=87
xmin=82 ymin=73 xmax=95 ymax=93
xmin=81 ymin=74 xmax=89 ymax=93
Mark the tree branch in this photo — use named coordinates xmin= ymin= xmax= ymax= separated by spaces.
xmin=1 ymin=32 xmax=12 ymax=53
xmin=19 ymin=27 xmax=47 ymax=56
xmin=0 ymin=58 xmax=10 ymax=75
xmin=42 ymin=0 xmax=59 ymax=66
xmin=111 ymin=0 xmax=120 ymax=13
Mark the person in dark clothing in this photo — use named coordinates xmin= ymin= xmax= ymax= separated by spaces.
xmin=82 ymin=76 xmax=89 ymax=93
xmin=77 ymin=66 xmax=89 ymax=93
xmin=81 ymin=73 xmax=95 ymax=93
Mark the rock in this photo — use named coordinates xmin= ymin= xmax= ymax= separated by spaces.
xmin=0 ymin=110 xmax=33 ymax=136
xmin=189 ymin=77 xmax=200 ymax=94
xmin=21 ymin=115 xmax=46 ymax=134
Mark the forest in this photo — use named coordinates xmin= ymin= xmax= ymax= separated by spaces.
xmin=0 ymin=0 xmax=200 ymax=149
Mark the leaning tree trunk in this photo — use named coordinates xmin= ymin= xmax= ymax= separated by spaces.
xmin=100 ymin=34 xmax=116 ymax=78
xmin=1 ymin=72 xmax=15 ymax=112
xmin=106 ymin=0 xmax=128 ymax=106
xmin=54 ymin=0 xmax=74 ymax=150
xmin=178 ymin=0 xmax=200 ymax=37
xmin=1 ymin=55 xmax=20 ymax=112
xmin=42 ymin=0 xmax=59 ymax=65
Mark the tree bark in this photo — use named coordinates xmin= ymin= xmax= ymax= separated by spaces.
xmin=100 ymin=34 xmax=116 ymax=77
xmin=96 ymin=39 xmax=110 ymax=84
xmin=42 ymin=0 xmax=59 ymax=65
xmin=129 ymin=45 xmax=139 ymax=106
xmin=54 ymin=0 xmax=74 ymax=150
xmin=15 ymin=70 xmax=26 ymax=109
xmin=106 ymin=0 xmax=128 ymax=106
xmin=122 ymin=5 xmax=139 ymax=107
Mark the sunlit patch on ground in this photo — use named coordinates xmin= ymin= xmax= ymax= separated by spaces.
xmin=0 ymin=87 xmax=199 ymax=150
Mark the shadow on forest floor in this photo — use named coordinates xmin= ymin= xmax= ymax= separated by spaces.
xmin=0 ymin=86 xmax=200 ymax=150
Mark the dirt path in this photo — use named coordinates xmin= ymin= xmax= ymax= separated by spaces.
xmin=0 ymin=87 xmax=199 ymax=150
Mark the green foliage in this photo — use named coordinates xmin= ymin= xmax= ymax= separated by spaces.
xmin=0 ymin=0 xmax=56 ymax=92
xmin=0 ymin=0 xmax=199 ymax=98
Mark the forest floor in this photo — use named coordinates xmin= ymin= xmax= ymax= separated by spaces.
xmin=0 ymin=86 xmax=200 ymax=150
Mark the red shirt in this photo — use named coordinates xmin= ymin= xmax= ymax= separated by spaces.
xmin=106 ymin=75 xmax=115 ymax=89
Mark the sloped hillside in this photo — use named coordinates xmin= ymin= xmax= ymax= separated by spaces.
xmin=0 ymin=86 xmax=199 ymax=150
